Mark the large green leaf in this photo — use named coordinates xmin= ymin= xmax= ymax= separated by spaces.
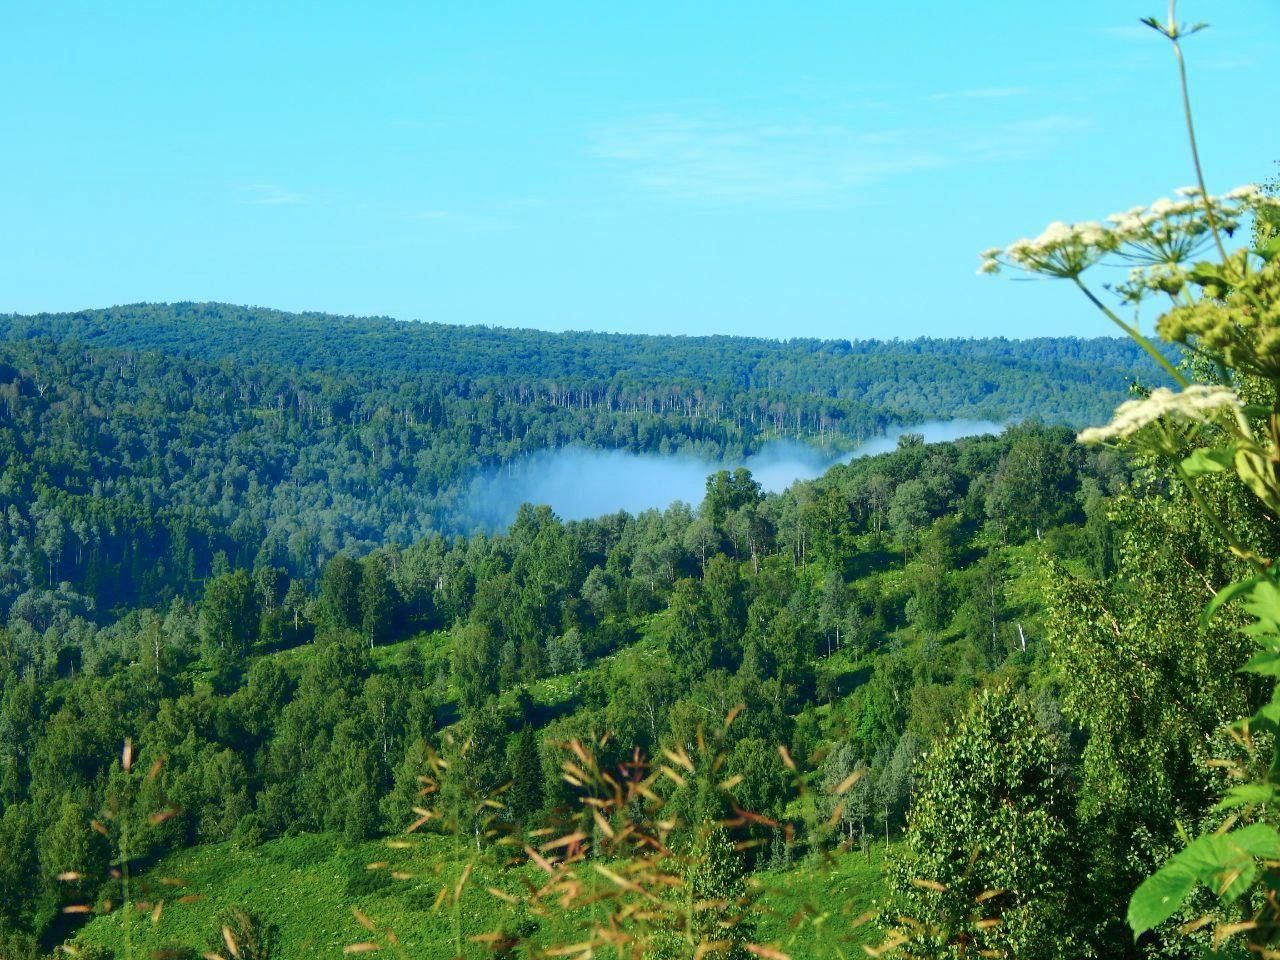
xmin=1243 ymin=581 xmax=1280 ymax=633
xmin=1242 ymin=652 xmax=1280 ymax=677
xmin=1128 ymin=862 xmax=1197 ymax=936
xmin=1214 ymin=783 xmax=1278 ymax=811
xmin=1182 ymin=447 xmax=1234 ymax=478
xmin=1249 ymin=693 xmax=1280 ymax=734
xmin=1221 ymin=822 xmax=1280 ymax=859
xmin=1128 ymin=825 xmax=1280 ymax=937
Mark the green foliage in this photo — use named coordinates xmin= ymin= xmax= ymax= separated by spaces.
xmin=984 ymin=428 xmax=1078 ymax=540
xmin=1129 ymin=823 xmax=1280 ymax=936
xmin=199 ymin=569 xmax=260 ymax=668
xmin=1 ymin=420 xmax=1119 ymax=955
xmin=358 ymin=554 xmax=395 ymax=646
xmin=505 ymin=725 xmax=544 ymax=827
xmin=40 ymin=794 xmax=98 ymax=909
xmin=0 ymin=930 xmax=42 ymax=960
xmin=1045 ymin=484 xmax=1269 ymax=946
xmin=207 ymin=906 xmax=279 ymax=960
xmin=887 ymin=690 xmax=1078 ymax=959
xmin=0 ymin=802 xmax=36 ymax=929
xmin=685 ymin=826 xmax=754 ymax=958
xmin=0 ymin=296 xmax=1147 ymax=954
xmin=0 ymin=305 xmax=1148 ymax=630
xmin=319 ymin=554 xmax=362 ymax=633
xmin=703 ymin=468 xmax=763 ymax=525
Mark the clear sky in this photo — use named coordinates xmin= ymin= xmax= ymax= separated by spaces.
xmin=2 ymin=1 xmax=1276 ymax=340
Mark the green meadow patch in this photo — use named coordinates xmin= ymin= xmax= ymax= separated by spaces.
xmin=76 ymin=833 xmax=890 ymax=958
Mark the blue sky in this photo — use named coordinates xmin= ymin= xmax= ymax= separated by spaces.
xmin=2 ymin=1 xmax=1277 ymax=340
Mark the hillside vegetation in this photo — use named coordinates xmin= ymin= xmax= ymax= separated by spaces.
xmin=0 ymin=407 xmax=1136 ymax=957
xmin=5 ymin=283 xmax=1262 ymax=960
xmin=5 ymin=33 xmax=1280 ymax=949
xmin=0 ymin=305 xmax=1156 ymax=619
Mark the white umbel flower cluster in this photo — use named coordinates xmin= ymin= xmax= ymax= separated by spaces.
xmin=977 ymin=186 xmax=1277 ymax=280
xmin=1077 ymin=384 xmax=1242 ymax=445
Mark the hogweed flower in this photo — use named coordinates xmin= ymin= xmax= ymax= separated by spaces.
xmin=1226 ymin=184 xmax=1263 ymax=201
xmin=1077 ymin=384 xmax=1243 ymax=448
xmin=1115 ymin=262 xmax=1192 ymax=304
xmin=978 ymin=220 xmax=1119 ymax=279
xmin=979 ymin=187 xmax=1277 ymax=284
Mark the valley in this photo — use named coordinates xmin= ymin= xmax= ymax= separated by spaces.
xmin=5 ymin=2 xmax=1279 ymax=956
xmin=0 ymin=305 xmax=1138 ymax=958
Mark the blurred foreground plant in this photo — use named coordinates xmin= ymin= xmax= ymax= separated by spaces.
xmin=351 ymin=710 xmax=876 ymax=959
xmin=57 ymin=739 xmax=189 ymax=960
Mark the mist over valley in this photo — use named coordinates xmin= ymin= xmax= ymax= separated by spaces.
xmin=462 ymin=418 xmax=1005 ymax=529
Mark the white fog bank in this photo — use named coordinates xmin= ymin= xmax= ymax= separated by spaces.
xmin=462 ymin=419 xmax=1004 ymax=531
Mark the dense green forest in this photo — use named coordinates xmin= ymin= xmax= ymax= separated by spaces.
xmin=0 ymin=303 xmax=1158 ymax=421
xmin=0 ymin=292 xmax=1276 ymax=959
xmin=2 ymin=266 xmax=1277 ymax=959
xmin=0 ymin=298 xmax=1187 ymax=959
xmin=3 ymin=164 xmax=1278 ymax=959
xmin=0 ymin=305 xmax=1155 ymax=624
xmin=0 ymin=416 xmax=1131 ymax=957
xmin=3 ymin=370 xmax=1260 ymax=958
xmin=7 ymin=0 xmax=1280 ymax=956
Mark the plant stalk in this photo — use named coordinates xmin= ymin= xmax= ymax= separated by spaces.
xmin=1072 ymin=278 xmax=1189 ymax=387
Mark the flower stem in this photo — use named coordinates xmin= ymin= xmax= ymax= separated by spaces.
xmin=1072 ymin=277 xmax=1189 ymax=387
xmin=1165 ymin=0 xmax=1233 ymax=268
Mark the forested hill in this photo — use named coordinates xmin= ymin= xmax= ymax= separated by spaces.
xmin=2 ymin=421 xmax=1126 ymax=960
xmin=2 ymin=302 xmax=1160 ymax=424
xmin=0 ymin=301 xmax=1260 ymax=960
xmin=0 ymin=303 xmax=1168 ymax=621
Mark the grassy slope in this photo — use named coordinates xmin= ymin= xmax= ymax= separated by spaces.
xmin=76 ymin=832 xmax=889 ymax=958
xmin=751 ymin=845 xmax=891 ymax=957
